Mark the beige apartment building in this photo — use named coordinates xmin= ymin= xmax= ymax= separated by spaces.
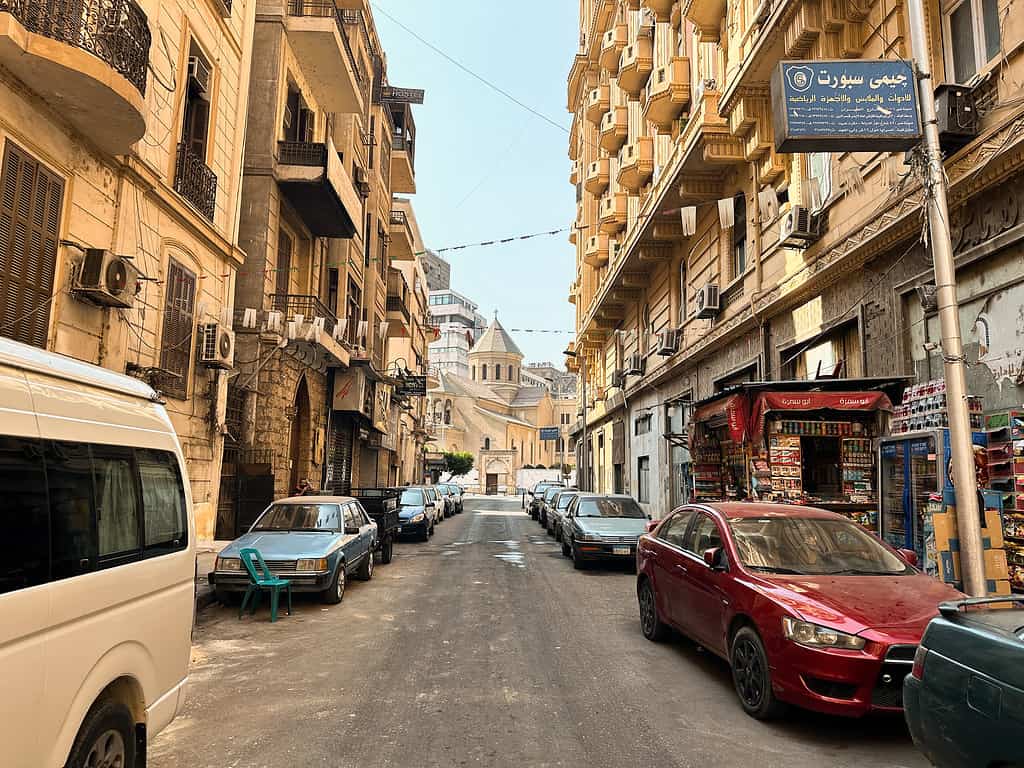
xmin=568 ymin=0 xmax=1024 ymax=514
xmin=0 ymin=0 xmax=257 ymax=539
xmin=225 ymin=0 xmax=425 ymax=533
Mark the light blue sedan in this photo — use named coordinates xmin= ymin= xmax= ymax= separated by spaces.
xmin=561 ymin=494 xmax=650 ymax=569
xmin=208 ymin=496 xmax=377 ymax=605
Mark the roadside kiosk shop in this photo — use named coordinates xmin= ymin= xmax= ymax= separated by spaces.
xmin=689 ymin=379 xmax=908 ymax=530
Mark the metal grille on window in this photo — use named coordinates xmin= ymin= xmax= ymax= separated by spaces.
xmin=0 ymin=142 xmax=64 ymax=349
xmin=160 ymin=260 xmax=196 ymax=399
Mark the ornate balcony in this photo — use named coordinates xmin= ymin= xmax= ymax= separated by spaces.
xmin=599 ymin=23 xmax=627 ymax=73
xmin=570 ymin=160 xmax=581 ymax=185
xmin=386 ymin=270 xmax=411 ymax=337
xmin=391 ymin=131 xmax=416 ymax=194
xmin=0 ymin=0 xmax=150 ymax=156
xmin=617 ymin=137 xmax=654 ymax=192
xmin=643 ymin=57 xmax=691 ymax=131
xmin=389 ymin=210 xmax=415 ymax=261
xmin=584 ymin=158 xmax=610 ymax=196
xmin=270 ymin=293 xmax=350 ymax=367
xmin=584 ymin=233 xmax=610 ymax=268
xmin=585 ymin=84 xmax=611 ymax=125
xmin=599 ymin=105 xmax=628 ymax=152
xmin=276 ymin=139 xmax=360 ymax=237
xmin=285 ymin=1 xmax=364 ymax=114
xmin=683 ymin=0 xmax=727 ymax=40
xmin=641 ymin=0 xmax=675 ymax=19
xmin=598 ymin=192 xmax=628 ymax=234
xmin=617 ymin=36 xmax=653 ymax=96
xmin=174 ymin=143 xmax=217 ymax=221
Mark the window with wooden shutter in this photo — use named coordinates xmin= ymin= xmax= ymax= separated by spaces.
xmin=160 ymin=260 xmax=196 ymax=399
xmin=276 ymin=229 xmax=293 ymax=297
xmin=0 ymin=142 xmax=64 ymax=349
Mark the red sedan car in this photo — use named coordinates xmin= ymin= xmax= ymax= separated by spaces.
xmin=636 ymin=502 xmax=962 ymax=719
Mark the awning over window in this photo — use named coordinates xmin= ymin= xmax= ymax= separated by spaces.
xmin=751 ymin=391 xmax=893 ymax=441
xmin=692 ymin=393 xmax=749 ymax=443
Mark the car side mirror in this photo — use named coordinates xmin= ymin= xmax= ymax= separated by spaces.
xmin=703 ymin=547 xmax=728 ymax=571
xmin=345 ymin=526 xmax=360 ymax=535
xmin=645 ymin=520 xmax=659 ymax=533
xmin=897 ymin=548 xmax=919 ymax=567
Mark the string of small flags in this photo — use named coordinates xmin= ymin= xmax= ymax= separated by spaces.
xmin=413 ymin=227 xmax=571 ymax=257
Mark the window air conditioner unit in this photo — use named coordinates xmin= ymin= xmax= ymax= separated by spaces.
xmin=188 ymin=56 xmax=212 ymax=99
xmin=199 ymin=322 xmax=235 ymax=369
xmin=695 ymin=283 xmax=720 ymax=319
xmin=779 ymin=205 xmax=822 ymax=249
xmin=655 ymin=329 xmax=679 ymax=356
xmin=610 ymin=369 xmax=625 ymax=389
xmin=355 ymin=166 xmax=371 ymax=198
xmin=624 ymin=353 xmax=644 ymax=376
xmin=934 ymin=84 xmax=979 ymax=149
xmin=74 ymin=249 xmax=141 ymax=309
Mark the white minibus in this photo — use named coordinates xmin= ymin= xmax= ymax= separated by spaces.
xmin=0 ymin=337 xmax=194 ymax=767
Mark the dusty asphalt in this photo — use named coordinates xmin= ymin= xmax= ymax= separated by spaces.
xmin=150 ymin=496 xmax=927 ymax=768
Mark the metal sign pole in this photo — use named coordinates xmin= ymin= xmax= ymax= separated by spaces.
xmin=906 ymin=0 xmax=986 ymax=596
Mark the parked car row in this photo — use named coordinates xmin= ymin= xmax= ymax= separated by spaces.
xmin=210 ymin=484 xmax=466 ymax=604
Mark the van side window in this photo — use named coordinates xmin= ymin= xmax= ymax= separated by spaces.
xmin=0 ymin=437 xmax=49 ymax=593
xmin=93 ymin=445 xmax=141 ymax=561
xmin=47 ymin=441 xmax=97 ymax=581
xmin=137 ymin=449 xmax=187 ymax=555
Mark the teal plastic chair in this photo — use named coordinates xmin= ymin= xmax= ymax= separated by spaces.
xmin=238 ymin=548 xmax=292 ymax=623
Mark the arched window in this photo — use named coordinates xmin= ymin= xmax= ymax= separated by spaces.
xmin=484 ymin=437 xmax=491 ymax=450
xmin=495 ymin=366 xmax=501 ymax=381
xmin=472 ymin=366 xmax=476 ymax=380
xmin=444 ymin=399 xmax=452 ymax=425
xmin=433 ymin=400 xmax=443 ymax=423
xmin=482 ymin=364 xmax=488 ymax=380
xmin=509 ymin=365 xmax=514 ymax=381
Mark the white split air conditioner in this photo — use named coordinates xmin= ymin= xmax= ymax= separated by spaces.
xmin=779 ymin=205 xmax=822 ymax=248
xmin=74 ymin=249 xmax=141 ymax=309
xmin=655 ymin=329 xmax=680 ymax=357
xmin=199 ymin=322 xmax=235 ymax=369
xmin=624 ymin=353 xmax=644 ymax=377
xmin=695 ymin=283 xmax=720 ymax=319
xmin=188 ymin=56 xmax=212 ymax=99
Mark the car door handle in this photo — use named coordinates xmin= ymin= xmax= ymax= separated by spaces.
xmin=674 ymin=563 xmax=688 ymax=573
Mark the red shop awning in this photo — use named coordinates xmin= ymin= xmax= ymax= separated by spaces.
xmin=751 ymin=391 xmax=893 ymax=441
xmin=692 ymin=393 xmax=749 ymax=443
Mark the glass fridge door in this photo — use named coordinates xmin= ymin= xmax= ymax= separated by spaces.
xmin=909 ymin=434 xmax=939 ymax=559
xmin=880 ymin=439 xmax=909 ymax=549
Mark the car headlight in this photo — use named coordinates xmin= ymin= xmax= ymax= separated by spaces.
xmin=576 ymin=531 xmax=602 ymax=542
xmin=296 ymin=558 xmax=328 ymax=572
xmin=782 ymin=617 xmax=866 ymax=650
xmin=216 ymin=557 xmax=241 ymax=571
xmin=410 ymin=513 xmax=425 ymax=523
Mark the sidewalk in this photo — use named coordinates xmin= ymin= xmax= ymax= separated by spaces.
xmin=194 ymin=541 xmax=229 ymax=611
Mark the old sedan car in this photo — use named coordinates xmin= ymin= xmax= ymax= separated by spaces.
xmin=546 ymin=488 xmax=579 ymax=539
xmin=904 ymin=596 xmax=1024 ymax=768
xmin=636 ymin=503 xmax=962 ymax=720
xmin=538 ymin=485 xmax=562 ymax=529
xmin=209 ymin=496 xmax=378 ymax=605
xmin=561 ymin=494 xmax=649 ymax=568
xmin=529 ymin=480 xmax=563 ymax=519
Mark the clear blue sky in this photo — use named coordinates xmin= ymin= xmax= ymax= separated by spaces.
xmin=372 ymin=0 xmax=578 ymax=366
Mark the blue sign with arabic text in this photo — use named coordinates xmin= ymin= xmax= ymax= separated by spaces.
xmin=771 ymin=60 xmax=922 ymax=153
xmin=539 ymin=427 xmax=560 ymax=441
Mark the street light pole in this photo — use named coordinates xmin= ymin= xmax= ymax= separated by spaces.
xmin=581 ymin=355 xmax=588 ymax=493
xmin=906 ymin=0 xmax=986 ymax=596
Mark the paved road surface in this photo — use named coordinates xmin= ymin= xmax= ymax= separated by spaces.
xmin=150 ymin=496 xmax=927 ymax=768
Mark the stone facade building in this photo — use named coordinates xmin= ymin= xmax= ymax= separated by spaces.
xmin=0 ymin=0 xmax=258 ymax=539
xmin=567 ymin=0 xmax=1024 ymax=517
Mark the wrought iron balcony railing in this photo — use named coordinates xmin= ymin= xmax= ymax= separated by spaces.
xmin=270 ymin=294 xmax=339 ymax=337
xmin=174 ymin=143 xmax=217 ymax=221
xmin=278 ymin=140 xmax=328 ymax=167
xmin=0 ymin=0 xmax=151 ymax=94
xmin=288 ymin=1 xmax=365 ymax=89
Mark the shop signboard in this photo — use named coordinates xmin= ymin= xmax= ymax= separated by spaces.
xmin=693 ymin=394 xmax=749 ymax=443
xmin=751 ymin=390 xmax=893 ymax=440
xmin=771 ymin=60 xmax=921 ymax=153
xmin=397 ymin=375 xmax=427 ymax=397
xmin=373 ymin=383 xmax=392 ymax=436
xmin=333 ymin=368 xmax=369 ymax=416
xmin=539 ymin=427 xmax=560 ymax=441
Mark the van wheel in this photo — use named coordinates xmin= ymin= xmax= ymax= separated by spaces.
xmin=66 ymin=700 xmax=136 ymax=768
xmin=323 ymin=564 xmax=346 ymax=604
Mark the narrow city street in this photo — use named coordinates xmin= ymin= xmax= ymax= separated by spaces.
xmin=151 ymin=497 xmax=927 ymax=768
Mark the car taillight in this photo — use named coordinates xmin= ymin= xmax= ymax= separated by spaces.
xmin=910 ymin=645 xmax=928 ymax=679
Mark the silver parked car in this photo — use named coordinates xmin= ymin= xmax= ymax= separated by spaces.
xmin=546 ymin=489 xmax=579 ymax=540
xmin=560 ymin=494 xmax=649 ymax=569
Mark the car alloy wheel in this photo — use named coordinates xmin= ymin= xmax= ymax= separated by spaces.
xmin=638 ymin=580 xmax=668 ymax=641
xmin=84 ymin=729 xmax=125 ymax=768
xmin=730 ymin=627 xmax=785 ymax=719
xmin=336 ymin=568 xmax=346 ymax=601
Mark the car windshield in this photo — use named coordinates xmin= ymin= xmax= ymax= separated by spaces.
xmin=729 ymin=517 xmax=911 ymax=576
xmin=577 ymin=497 xmax=646 ymax=518
xmin=557 ymin=493 xmax=577 ymax=509
xmin=400 ymin=490 xmax=424 ymax=506
xmin=544 ymin=488 xmax=560 ymax=502
xmin=253 ymin=503 xmax=341 ymax=532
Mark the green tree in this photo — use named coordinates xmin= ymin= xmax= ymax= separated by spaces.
xmin=444 ymin=451 xmax=474 ymax=477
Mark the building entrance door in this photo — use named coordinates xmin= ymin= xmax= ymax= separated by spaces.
xmin=486 ymin=474 xmax=498 ymax=495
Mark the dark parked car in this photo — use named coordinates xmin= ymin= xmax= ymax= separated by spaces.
xmin=636 ymin=503 xmax=962 ymax=719
xmin=904 ymin=596 xmax=1024 ymax=768
xmin=528 ymin=481 xmax=562 ymax=519
xmin=546 ymin=489 xmax=579 ymax=540
xmin=396 ymin=487 xmax=438 ymax=541
xmin=561 ymin=494 xmax=649 ymax=568
xmin=538 ymin=485 xmax=562 ymax=529
xmin=210 ymin=496 xmax=378 ymax=604
xmin=438 ymin=483 xmax=463 ymax=514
